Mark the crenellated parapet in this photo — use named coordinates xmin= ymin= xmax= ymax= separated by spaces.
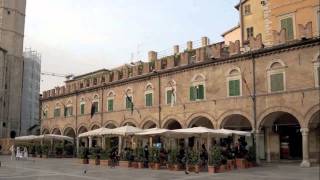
xmin=41 ymin=25 xmax=317 ymax=100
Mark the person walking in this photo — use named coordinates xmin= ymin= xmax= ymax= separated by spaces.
xmin=23 ymin=146 xmax=28 ymax=160
xmin=143 ymin=145 xmax=149 ymax=168
xmin=9 ymin=145 xmax=15 ymax=160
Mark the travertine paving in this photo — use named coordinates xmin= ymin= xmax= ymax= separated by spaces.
xmin=0 ymin=156 xmax=318 ymax=180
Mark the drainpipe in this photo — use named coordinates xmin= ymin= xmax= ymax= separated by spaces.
xmin=75 ymin=91 xmax=79 ymax=155
xmin=251 ymin=52 xmax=260 ymax=165
xmin=240 ymin=0 xmax=244 ymax=45
xmin=158 ymin=72 xmax=162 ymax=128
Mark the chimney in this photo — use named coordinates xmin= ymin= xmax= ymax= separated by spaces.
xmin=173 ymin=45 xmax=179 ymax=54
xmin=187 ymin=41 xmax=193 ymax=51
xmin=201 ymin=36 xmax=209 ymax=46
xmin=148 ymin=51 xmax=157 ymax=62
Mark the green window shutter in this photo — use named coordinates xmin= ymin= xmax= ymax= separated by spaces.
xmin=108 ymin=99 xmax=113 ymax=112
xmin=126 ymin=97 xmax=131 ymax=109
xmin=190 ymin=86 xmax=195 ymax=101
xmin=281 ymin=18 xmax=294 ymax=40
xmin=229 ymin=80 xmax=240 ymax=96
xmin=146 ymin=93 xmax=152 ymax=106
xmin=167 ymin=90 xmax=172 ymax=104
xmin=93 ymin=102 xmax=99 ymax=113
xmin=271 ymin=73 xmax=284 ymax=92
xmin=80 ymin=104 xmax=84 ymax=115
xmin=198 ymin=84 xmax=204 ymax=99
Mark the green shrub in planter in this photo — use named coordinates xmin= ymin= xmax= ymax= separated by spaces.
xmin=188 ymin=150 xmax=199 ymax=165
xmin=134 ymin=148 xmax=144 ymax=162
xmin=64 ymin=144 xmax=74 ymax=156
xmin=35 ymin=144 xmax=42 ymax=155
xmin=168 ymin=148 xmax=178 ymax=165
xmin=149 ymin=147 xmax=160 ymax=163
xmin=246 ymin=146 xmax=256 ymax=162
xmin=100 ymin=149 xmax=110 ymax=160
xmin=42 ymin=144 xmax=49 ymax=156
xmin=54 ymin=143 xmax=64 ymax=156
xmin=78 ymin=147 xmax=89 ymax=159
xmin=209 ymin=147 xmax=222 ymax=167
xmin=89 ymin=147 xmax=101 ymax=159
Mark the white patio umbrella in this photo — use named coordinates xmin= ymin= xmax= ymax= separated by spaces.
xmin=41 ymin=134 xmax=74 ymax=143
xmin=217 ymin=128 xmax=252 ymax=137
xmin=135 ymin=128 xmax=173 ymax=137
xmin=99 ymin=125 xmax=142 ymax=137
xmin=78 ymin=127 xmax=109 ymax=138
xmin=15 ymin=135 xmax=41 ymax=141
xmin=171 ymin=127 xmax=231 ymax=138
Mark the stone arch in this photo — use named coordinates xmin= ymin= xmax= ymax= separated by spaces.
xmin=78 ymin=126 xmax=88 ymax=134
xmin=257 ymin=106 xmax=303 ymax=130
xmin=217 ymin=110 xmax=252 ymax=130
xmin=226 ymin=66 xmax=241 ymax=76
xmin=51 ymin=128 xmax=61 ymax=135
xmin=120 ymin=118 xmax=138 ymax=127
xmin=103 ymin=120 xmax=119 ymax=129
xmin=191 ymin=73 xmax=206 ymax=82
xmin=266 ymin=59 xmax=286 ymax=70
xmin=42 ymin=128 xmax=50 ymax=135
xmin=161 ymin=115 xmax=184 ymax=128
xmin=63 ymin=127 xmax=76 ymax=138
xmin=162 ymin=119 xmax=183 ymax=130
xmin=186 ymin=112 xmax=215 ymax=128
xmin=139 ymin=116 xmax=158 ymax=129
xmin=90 ymin=124 xmax=100 ymax=130
xmin=304 ymin=104 xmax=320 ymax=128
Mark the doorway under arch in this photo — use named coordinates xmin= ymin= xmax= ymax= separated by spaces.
xmin=163 ymin=119 xmax=182 ymax=130
xmin=220 ymin=114 xmax=252 ymax=131
xmin=188 ymin=116 xmax=214 ymax=128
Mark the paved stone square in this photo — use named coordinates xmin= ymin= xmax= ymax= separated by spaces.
xmin=0 ymin=156 xmax=319 ymax=180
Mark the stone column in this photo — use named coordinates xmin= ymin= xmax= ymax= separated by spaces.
xmin=300 ymin=128 xmax=311 ymax=167
xmin=266 ymin=127 xmax=271 ymax=162
xmin=88 ymin=136 xmax=92 ymax=148
xmin=76 ymin=137 xmax=80 ymax=154
xmin=118 ymin=136 xmax=122 ymax=155
xmin=102 ymin=136 xmax=106 ymax=150
xmin=206 ymin=136 xmax=211 ymax=151
xmin=255 ymin=130 xmax=262 ymax=165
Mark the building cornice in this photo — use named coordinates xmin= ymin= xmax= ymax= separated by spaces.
xmin=41 ymin=37 xmax=320 ymax=102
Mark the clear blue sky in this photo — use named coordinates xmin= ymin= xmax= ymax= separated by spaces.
xmin=23 ymin=0 xmax=239 ymax=91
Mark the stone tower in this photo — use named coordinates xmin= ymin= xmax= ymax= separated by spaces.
xmin=0 ymin=0 xmax=26 ymax=140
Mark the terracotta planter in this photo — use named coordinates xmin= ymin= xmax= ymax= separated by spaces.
xmin=236 ymin=158 xmax=246 ymax=169
xmin=42 ymin=155 xmax=48 ymax=159
xmin=131 ymin=162 xmax=138 ymax=168
xmin=119 ymin=161 xmax=130 ymax=168
xmin=149 ymin=162 xmax=154 ymax=169
xmin=217 ymin=165 xmax=226 ymax=173
xmin=100 ymin=159 xmax=110 ymax=166
xmin=80 ymin=158 xmax=89 ymax=164
xmin=153 ymin=163 xmax=160 ymax=170
xmin=137 ymin=162 xmax=144 ymax=168
xmin=89 ymin=159 xmax=100 ymax=165
xmin=36 ymin=154 xmax=42 ymax=158
xmin=227 ymin=160 xmax=234 ymax=170
xmin=173 ymin=164 xmax=180 ymax=171
xmin=194 ymin=165 xmax=200 ymax=173
xmin=208 ymin=166 xmax=216 ymax=173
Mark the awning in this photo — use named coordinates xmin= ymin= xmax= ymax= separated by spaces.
xmin=99 ymin=125 xmax=142 ymax=137
xmin=78 ymin=127 xmax=109 ymax=138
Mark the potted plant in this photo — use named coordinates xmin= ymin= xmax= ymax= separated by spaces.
xmin=30 ymin=145 xmax=36 ymax=157
xmin=167 ymin=149 xmax=177 ymax=170
xmin=135 ymin=148 xmax=144 ymax=168
xmin=208 ymin=147 xmax=222 ymax=173
xmin=63 ymin=143 xmax=74 ymax=158
xmin=150 ymin=147 xmax=160 ymax=170
xmin=78 ymin=147 xmax=89 ymax=164
xmin=42 ymin=144 xmax=49 ymax=158
xmin=219 ymin=156 xmax=227 ymax=173
xmin=188 ymin=150 xmax=200 ymax=173
xmin=89 ymin=147 xmax=101 ymax=165
xmin=246 ymin=146 xmax=256 ymax=168
xmin=100 ymin=149 xmax=110 ymax=166
xmin=119 ymin=148 xmax=131 ymax=168
xmin=54 ymin=143 xmax=64 ymax=158
xmin=35 ymin=144 xmax=42 ymax=158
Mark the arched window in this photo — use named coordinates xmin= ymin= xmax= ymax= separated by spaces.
xmin=80 ymin=98 xmax=85 ymax=115
xmin=227 ymin=67 xmax=242 ymax=97
xmin=314 ymin=54 xmax=320 ymax=87
xmin=91 ymin=95 xmax=99 ymax=114
xmin=145 ymin=83 xmax=154 ymax=107
xmin=190 ymin=74 xmax=206 ymax=101
xmin=124 ymin=88 xmax=133 ymax=110
xmin=107 ymin=91 xmax=115 ymax=112
xmin=267 ymin=60 xmax=286 ymax=92
xmin=64 ymin=100 xmax=73 ymax=117
xmin=53 ymin=103 xmax=61 ymax=118
xmin=165 ymin=80 xmax=176 ymax=105
xmin=85 ymin=79 xmax=90 ymax=87
xmin=93 ymin=77 xmax=98 ymax=86
xmin=42 ymin=105 xmax=49 ymax=119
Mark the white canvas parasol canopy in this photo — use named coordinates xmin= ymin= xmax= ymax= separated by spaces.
xmin=15 ymin=134 xmax=74 ymax=143
xmin=100 ymin=125 xmax=142 ymax=137
xmin=216 ymin=129 xmax=252 ymax=137
xmin=78 ymin=127 xmax=109 ymax=138
xmin=171 ymin=127 xmax=231 ymax=138
xmin=135 ymin=128 xmax=173 ymax=137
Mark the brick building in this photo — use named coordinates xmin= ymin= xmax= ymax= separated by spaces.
xmin=40 ymin=1 xmax=320 ymax=167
